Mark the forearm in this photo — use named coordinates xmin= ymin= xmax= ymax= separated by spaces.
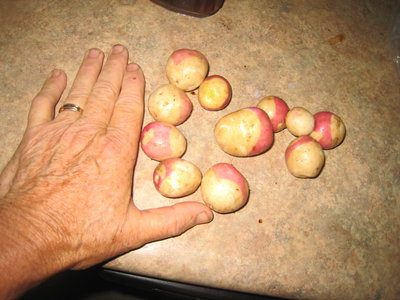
xmin=0 ymin=197 xmax=69 ymax=300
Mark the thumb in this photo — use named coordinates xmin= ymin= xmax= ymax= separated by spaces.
xmin=131 ymin=202 xmax=214 ymax=245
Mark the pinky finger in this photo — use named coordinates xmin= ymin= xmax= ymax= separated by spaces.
xmin=27 ymin=69 xmax=67 ymax=128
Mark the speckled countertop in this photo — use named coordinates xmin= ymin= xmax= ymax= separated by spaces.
xmin=0 ymin=0 xmax=399 ymax=299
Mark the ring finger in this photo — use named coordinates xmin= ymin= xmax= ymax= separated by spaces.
xmin=57 ymin=48 xmax=104 ymax=120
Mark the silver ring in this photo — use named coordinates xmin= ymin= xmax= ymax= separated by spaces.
xmin=59 ymin=103 xmax=83 ymax=113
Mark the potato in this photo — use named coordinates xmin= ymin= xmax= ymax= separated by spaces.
xmin=214 ymin=107 xmax=274 ymax=156
xmin=148 ymin=84 xmax=193 ymax=125
xmin=285 ymin=107 xmax=315 ymax=136
xmin=198 ymin=75 xmax=232 ymax=110
xmin=256 ymin=96 xmax=289 ymax=132
xmin=140 ymin=122 xmax=186 ymax=161
xmin=166 ymin=49 xmax=209 ymax=91
xmin=153 ymin=158 xmax=202 ymax=198
xmin=285 ymin=136 xmax=325 ymax=178
xmin=201 ymin=163 xmax=249 ymax=214
xmin=310 ymin=111 xmax=346 ymax=149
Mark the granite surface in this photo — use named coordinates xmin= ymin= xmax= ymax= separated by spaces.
xmin=0 ymin=0 xmax=399 ymax=299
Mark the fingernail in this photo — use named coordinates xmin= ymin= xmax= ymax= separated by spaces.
xmin=127 ymin=63 xmax=140 ymax=72
xmin=196 ymin=211 xmax=213 ymax=224
xmin=88 ymin=48 xmax=100 ymax=58
xmin=51 ymin=69 xmax=62 ymax=78
xmin=112 ymin=44 xmax=125 ymax=54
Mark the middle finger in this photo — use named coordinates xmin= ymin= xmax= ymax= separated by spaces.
xmin=81 ymin=44 xmax=129 ymax=125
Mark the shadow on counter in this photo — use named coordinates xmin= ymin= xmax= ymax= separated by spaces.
xmin=20 ymin=267 xmax=286 ymax=300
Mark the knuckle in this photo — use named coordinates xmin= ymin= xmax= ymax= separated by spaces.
xmin=32 ymin=94 xmax=49 ymax=104
xmin=67 ymin=87 xmax=89 ymax=102
xmin=114 ymin=99 xmax=135 ymax=114
xmin=167 ymin=207 xmax=186 ymax=237
xmin=79 ymin=61 xmax=100 ymax=73
xmin=35 ymin=85 xmax=58 ymax=101
xmin=93 ymin=79 xmax=119 ymax=99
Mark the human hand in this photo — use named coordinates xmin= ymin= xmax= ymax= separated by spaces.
xmin=0 ymin=45 xmax=213 ymax=298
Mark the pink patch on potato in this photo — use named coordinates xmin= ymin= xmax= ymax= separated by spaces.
xmin=141 ymin=122 xmax=172 ymax=159
xmin=212 ymin=163 xmax=249 ymax=202
xmin=170 ymin=49 xmax=205 ymax=65
xmin=272 ymin=97 xmax=289 ymax=131
xmin=313 ymin=112 xmax=332 ymax=147
xmin=246 ymin=107 xmax=274 ymax=155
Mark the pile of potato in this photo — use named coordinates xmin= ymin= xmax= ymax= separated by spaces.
xmin=141 ymin=49 xmax=346 ymax=214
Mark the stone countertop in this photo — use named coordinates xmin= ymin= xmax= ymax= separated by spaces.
xmin=0 ymin=0 xmax=399 ymax=299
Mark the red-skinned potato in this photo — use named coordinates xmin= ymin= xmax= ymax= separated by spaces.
xmin=198 ymin=75 xmax=232 ymax=111
xmin=257 ymin=96 xmax=289 ymax=132
xmin=140 ymin=122 xmax=186 ymax=161
xmin=285 ymin=136 xmax=325 ymax=178
xmin=148 ymin=84 xmax=193 ymax=125
xmin=166 ymin=49 xmax=209 ymax=91
xmin=201 ymin=163 xmax=249 ymax=214
xmin=153 ymin=158 xmax=202 ymax=198
xmin=310 ymin=112 xmax=346 ymax=149
xmin=214 ymin=107 xmax=274 ymax=157
xmin=285 ymin=107 xmax=315 ymax=136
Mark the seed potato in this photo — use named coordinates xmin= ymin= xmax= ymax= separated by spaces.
xmin=153 ymin=158 xmax=202 ymax=198
xmin=285 ymin=107 xmax=315 ymax=136
xmin=201 ymin=163 xmax=249 ymax=214
xmin=285 ymin=136 xmax=325 ymax=178
xmin=214 ymin=107 xmax=274 ymax=157
xmin=140 ymin=122 xmax=187 ymax=161
xmin=148 ymin=84 xmax=193 ymax=125
xmin=166 ymin=49 xmax=209 ymax=91
xmin=198 ymin=75 xmax=232 ymax=111
xmin=310 ymin=112 xmax=346 ymax=149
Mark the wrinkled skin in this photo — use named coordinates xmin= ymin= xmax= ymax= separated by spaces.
xmin=0 ymin=45 xmax=213 ymax=300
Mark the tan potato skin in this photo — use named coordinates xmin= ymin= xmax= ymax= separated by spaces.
xmin=201 ymin=171 xmax=248 ymax=214
xmin=214 ymin=109 xmax=261 ymax=156
xmin=286 ymin=137 xmax=325 ymax=178
xmin=286 ymin=107 xmax=314 ymax=136
xmin=198 ymin=76 xmax=231 ymax=110
xmin=257 ymin=97 xmax=278 ymax=127
xmin=166 ymin=54 xmax=209 ymax=91
xmin=168 ymin=127 xmax=187 ymax=158
xmin=148 ymin=84 xmax=192 ymax=125
xmin=330 ymin=115 xmax=346 ymax=145
xmin=154 ymin=159 xmax=202 ymax=198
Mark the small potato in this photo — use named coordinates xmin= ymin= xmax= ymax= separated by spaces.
xmin=201 ymin=163 xmax=249 ymax=214
xmin=140 ymin=122 xmax=187 ymax=161
xmin=285 ymin=107 xmax=315 ymax=136
xmin=148 ymin=84 xmax=193 ymax=125
xmin=153 ymin=158 xmax=202 ymax=198
xmin=166 ymin=49 xmax=209 ymax=91
xmin=285 ymin=136 xmax=325 ymax=178
xmin=257 ymin=96 xmax=289 ymax=132
xmin=214 ymin=107 xmax=274 ymax=157
xmin=310 ymin=111 xmax=346 ymax=149
xmin=198 ymin=75 xmax=232 ymax=111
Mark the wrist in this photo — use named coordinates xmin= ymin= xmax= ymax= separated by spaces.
xmin=0 ymin=195 xmax=72 ymax=299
